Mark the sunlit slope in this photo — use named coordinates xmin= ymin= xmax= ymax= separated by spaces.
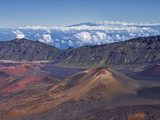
xmin=51 ymin=67 xmax=139 ymax=100
xmin=0 ymin=67 xmax=140 ymax=120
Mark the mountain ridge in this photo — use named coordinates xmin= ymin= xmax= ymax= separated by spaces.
xmin=0 ymin=38 xmax=61 ymax=61
xmin=0 ymin=35 xmax=160 ymax=69
xmin=60 ymin=35 xmax=160 ymax=68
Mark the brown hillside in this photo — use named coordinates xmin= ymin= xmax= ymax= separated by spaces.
xmin=133 ymin=64 xmax=160 ymax=80
xmin=51 ymin=67 xmax=139 ymax=100
xmin=0 ymin=67 xmax=140 ymax=120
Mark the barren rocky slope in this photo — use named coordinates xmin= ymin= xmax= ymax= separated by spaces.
xmin=0 ymin=36 xmax=160 ymax=68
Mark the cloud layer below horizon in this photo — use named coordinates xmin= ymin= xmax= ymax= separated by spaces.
xmin=1 ymin=20 xmax=160 ymax=49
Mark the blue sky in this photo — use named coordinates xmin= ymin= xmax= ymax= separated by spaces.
xmin=0 ymin=0 xmax=160 ymax=28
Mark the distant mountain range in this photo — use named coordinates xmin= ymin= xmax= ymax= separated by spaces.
xmin=0 ymin=35 xmax=160 ymax=69
xmin=0 ymin=20 xmax=160 ymax=49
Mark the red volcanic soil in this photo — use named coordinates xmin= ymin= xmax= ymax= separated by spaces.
xmin=19 ymin=77 xmax=41 ymax=84
xmin=96 ymin=69 xmax=110 ymax=76
xmin=0 ymin=83 xmax=26 ymax=93
xmin=88 ymin=68 xmax=110 ymax=76
xmin=0 ymin=72 xmax=16 ymax=89
xmin=0 ymin=63 xmax=40 ymax=77
xmin=0 ymin=62 xmax=63 ymax=94
xmin=0 ymin=63 xmax=44 ymax=93
xmin=0 ymin=77 xmax=41 ymax=93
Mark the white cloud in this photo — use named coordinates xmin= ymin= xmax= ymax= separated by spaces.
xmin=95 ymin=32 xmax=107 ymax=40
xmin=61 ymin=40 xmax=66 ymax=44
xmin=129 ymin=33 xmax=136 ymax=37
xmin=46 ymin=29 xmax=51 ymax=33
xmin=63 ymin=37 xmax=69 ymax=40
xmin=94 ymin=20 xmax=160 ymax=26
xmin=74 ymin=32 xmax=92 ymax=43
xmin=92 ymin=35 xmax=98 ymax=42
xmin=74 ymin=31 xmax=114 ymax=45
xmin=55 ymin=39 xmax=59 ymax=41
xmin=35 ymin=33 xmax=40 ymax=37
xmin=39 ymin=34 xmax=53 ymax=43
xmin=68 ymin=40 xmax=73 ymax=46
xmin=19 ymin=21 xmax=160 ymax=32
xmin=12 ymin=30 xmax=25 ymax=39
xmin=115 ymin=34 xmax=121 ymax=40
xmin=14 ymin=20 xmax=160 ymax=49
